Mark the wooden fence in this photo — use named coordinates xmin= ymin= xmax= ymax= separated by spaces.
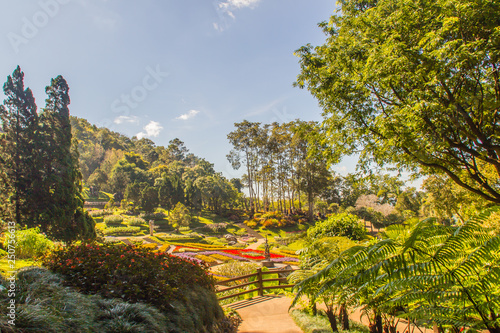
xmin=215 ymin=268 xmax=296 ymax=301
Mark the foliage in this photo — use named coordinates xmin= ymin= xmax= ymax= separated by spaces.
xmin=101 ymin=226 xmax=141 ymax=236
xmin=126 ymin=217 xmax=146 ymax=226
xmin=140 ymin=185 xmax=159 ymax=213
xmin=0 ymin=66 xmax=39 ymax=226
xmin=42 ymin=243 xmax=215 ymax=312
xmin=293 ymin=207 xmax=500 ymax=332
xmin=0 ymin=67 xmax=96 ymax=241
xmin=169 ymin=202 xmax=191 ymax=232
xmin=1 ymin=266 xmax=229 ymax=333
xmin=203 ymin=222 xmax=228 ymax=233
xmin=2 ymin=267 xmax=98 ymax=333
xmin=88 ymin=209 xmax=114 ymax=218
xmin=307 ymin=213 xmax=366 ymax=241
xmin=295 ymin=0 xmax=500 ymax=203
xmin=2 ymin=227 xmax=54 ymax=259
xmin=140 ymin=211 xmax=166 ymax=221
xmin=103 ymin=215 xmax=124 ymax=226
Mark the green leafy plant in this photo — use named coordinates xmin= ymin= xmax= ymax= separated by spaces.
xmin=293 ymin=207 xmax=500 ymax=332
xmin=307 ymin=213 xmax=366 ymax=241
xmin=2 ymin=228 xmax=54 ymax=259
xmin=102 ymin=226 xmax=141 ymax=236
xmin=103 ymin=215 xmax=124 ymax=226
xmin=126 ymin=217 xmax=146 ymax=226
xmin=42 ymin=243 xmax=214 ymax=312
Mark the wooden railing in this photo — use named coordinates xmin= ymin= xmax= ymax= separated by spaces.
xmin=215 ymin=268 xmax=295 ymax=301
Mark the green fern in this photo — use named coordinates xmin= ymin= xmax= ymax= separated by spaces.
xmin=292 ymin=207 xmax=500 ymax=332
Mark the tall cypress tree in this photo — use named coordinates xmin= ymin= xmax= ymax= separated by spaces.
xmin=39 ymin=76 xmax=95 ymax=241
xmin=0 ymin=66 xmax=39 ymax=226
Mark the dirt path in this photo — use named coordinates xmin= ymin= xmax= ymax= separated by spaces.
xmin=231 ymin=296 xmax=302 ymax=333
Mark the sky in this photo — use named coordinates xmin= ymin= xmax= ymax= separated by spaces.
xmin=0 ymin=0 xmax=364 ymax=181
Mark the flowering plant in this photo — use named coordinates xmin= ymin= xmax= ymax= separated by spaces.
xmin=42 ymin=243 xmax=214 ymax=311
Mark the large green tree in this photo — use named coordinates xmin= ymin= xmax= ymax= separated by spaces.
xmin=38 ymin=75 xmax=95 ymax=241
xmin=0 ymin=66 xmax=39 ymax=226
xmin=295 ymin=0 xmax=500 ymax=203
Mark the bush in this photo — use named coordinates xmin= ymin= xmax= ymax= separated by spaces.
xmin=6 ymin=267 xmax=98 ymax=333
xmin=244 ymin=219 xmax=259 ymax=228
xmin=104 ymin=215 xmax=124 ymax=226
xmin=2 ymin=228 xmax=54 ymax=259
xmin=0 ymin=267 xmax=172 ymax=333
xmin=102 ymin=226 xmax=141 ymax=236
xmin=88 ymin=209 xmax=114 ymax=218
xmin=93 ymin=297 xmax=168 ymax=332
xmin=126 ymin=217 xmax=146 ymax=226
xmin=42 ymin=243 xmax=214 ymax=312
xmin=203 ymin=223 xmax=228 ymax=233
xmin=308 ymin=213 xmax=366 ymax=241
xmin=3 ymin=266 xmax=232 ymax=333
xmin=140 ymin=212 xmax=166 ymax=221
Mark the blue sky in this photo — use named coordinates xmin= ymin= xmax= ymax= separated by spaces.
xmin=0 ymin=0 xmax=362 ymax=180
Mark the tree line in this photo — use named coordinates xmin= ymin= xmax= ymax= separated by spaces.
xmin=72 ymin=118 xmax=242 ymax=214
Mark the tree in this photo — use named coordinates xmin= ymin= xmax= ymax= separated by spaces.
xmin=140 ymin=186 xmax=159 ymax=213
xmin=295 ymin=0 xmax=500 ymax=203
xmin=169 ymin=202 xmax=190 ymax=233
xmin=38 ymin=75 xmax=95 ymax=241
xmin=0 ymin=66 xmax=39 ymax=226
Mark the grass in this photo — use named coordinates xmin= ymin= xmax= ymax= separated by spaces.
xmin=290 ymin=309 xmax=369 ymax=333
xmin=82 ymin=188 xmax=113 ymax=201
xmin=0 ymin=259 xmax=40 ymax=275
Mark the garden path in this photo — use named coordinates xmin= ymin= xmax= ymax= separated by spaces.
xmin=231 ymin=295 xmax=302 ymax=333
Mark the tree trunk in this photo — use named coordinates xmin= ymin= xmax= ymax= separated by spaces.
xmin=376 ymin=313 xmax=383 ymax=333
xmin=340 ymin=304 xmax=349 ymax=330
xmin=325 ymin=307 xmax=338 ymax=332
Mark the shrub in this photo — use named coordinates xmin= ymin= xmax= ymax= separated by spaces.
xmin=93 ymin=297 xmax=168 ymax=333
xmin=102 ymin=226 xmax=141 ymax=236
xmin=1 ymin=267 xmax=172 ymax=333
xmin=2 ymin=228 xmax=54 ymax=259
xmin=261 ymin=211 xmax=283 ymax=220
xmin=88 ymin=209 xmax=114 ymax=218
xmin=244 ymin=219 xmax=258 ymax=228
xmin=140 ymin=212 xmax=166 ymax=221
xmin=103 ymin=215 xmax=124 ymax=226
xmin=126 ymin=217 xmax=146 ymax=226
xmin=307 ymin=213 xmax=366 ymax=241
xmin=262 ymin=218 xmax=280 ymax=228
xmin=42 ymin=243 xmax=214 ymax=312
xmin=7 ymin=267 xmax=97 ymax=333
xmin=203 ymin=223 xmax=228 ymax=233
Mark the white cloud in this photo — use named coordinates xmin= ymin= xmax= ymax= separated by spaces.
xmin=114 ymin=115 xmax=139 ymax=124
xmin=176 ymin=109 xmax=200 ymax=120
xmin=136 ymin=121 xmax=163 ymax=139
xmin=213 ymin=0 xmax=262 ymax=31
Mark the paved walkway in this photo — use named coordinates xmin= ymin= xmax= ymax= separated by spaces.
xmin=230 ymin=296 xmax=302 ymax=333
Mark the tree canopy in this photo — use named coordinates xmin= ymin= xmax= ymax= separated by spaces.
xmin=295 ymin=0 xmax=500 ymax=203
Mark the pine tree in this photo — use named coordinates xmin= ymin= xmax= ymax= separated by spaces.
xmin=38 ymin=76 xmax=95 ymax=241
xmin=0 ymin=66 xmax=39 ymax=226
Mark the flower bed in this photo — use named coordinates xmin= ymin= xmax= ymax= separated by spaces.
xmin=195 ymin=254 xmax=219 ymax=266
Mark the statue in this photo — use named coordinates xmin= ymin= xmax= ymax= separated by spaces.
xmin=149 ymin=220 xmax=154 ymax=236
xmin=264 ymin=235 xmax=271 ymax=260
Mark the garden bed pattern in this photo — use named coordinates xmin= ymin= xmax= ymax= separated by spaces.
xmin=170 ymin=245 xmax=299 ymax=266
